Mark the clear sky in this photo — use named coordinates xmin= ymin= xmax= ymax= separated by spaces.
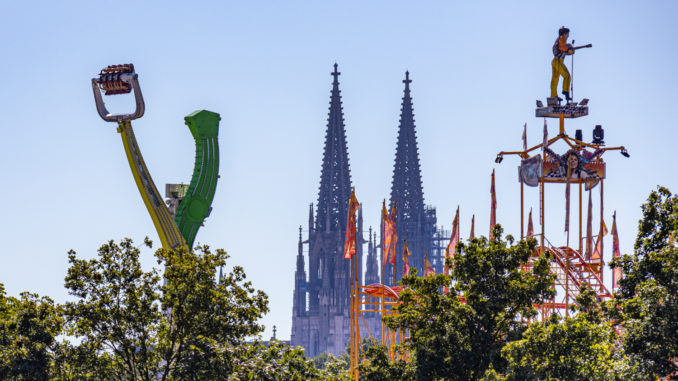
xmin=1 ymin=1 xmax=677 ymax=341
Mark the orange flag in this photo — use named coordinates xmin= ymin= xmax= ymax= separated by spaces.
xmin=343 ymin=189 xmax=360 ymax=259
xmin=424 ymin=252 xmax=435 ymax=276
xmin=612 ymin=211 xmax=621 ymax=289
xmin=526 ymin=208 xmax=534 ymax=239
xmin=389 ymin=199 xmax=398 ymax=265
xmin=591 ymin=219 xmax=607 ymax=261
xmin=469 ymin=214 xmax=475 ymax=239
xmin=402 ymin=239 xmax=411 ymax=278
xmin=381 ymin=201 xmax=392 ymax=267
xmin=489 ymin=169 xmax=497 ymax=239
xmin=381 ymin=199 xmax=398 ymax=267
xmin=445 ymin=207 xmax=460 ymax=276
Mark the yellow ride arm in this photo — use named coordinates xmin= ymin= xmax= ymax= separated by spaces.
xmin=117 ymin=120 xmax=187 ymax=250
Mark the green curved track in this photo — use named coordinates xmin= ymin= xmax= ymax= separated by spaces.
xmin=175 ymin=110 xmax=221 ymax=249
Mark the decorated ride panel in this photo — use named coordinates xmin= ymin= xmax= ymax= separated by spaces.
xmin=519 ymin=148 xmax=605 ymax=189
xmin=536 ymin=103 xmax=588 ymax=118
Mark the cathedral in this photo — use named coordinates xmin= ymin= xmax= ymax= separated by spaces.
xmin=290 ymin=64 xmax=445 ymax=356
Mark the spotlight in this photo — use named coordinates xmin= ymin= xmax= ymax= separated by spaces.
xmin=495 ymin=154 xmax=503 ymax=164
xmin=592 ymin=125 xmax=605 ymax=145
xmin=536 ymin=100 xmax=544 ymax=108
xmin=579 ymin=98 xmax=589 ymax=106
xmin=620 ymin=148 xmax=630 ymax=158
xmin=575 ymin=129 xmax=583 ymax=142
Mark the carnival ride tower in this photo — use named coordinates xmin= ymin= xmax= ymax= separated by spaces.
xmin=91 ymin=64 xmax=221 ymax=250
xmin=495 ymin=89 xmax=629 ymax=318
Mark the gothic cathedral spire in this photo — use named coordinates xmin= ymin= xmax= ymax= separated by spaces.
xmin=291 ymin=64 xmax=361 ymax=357
xmin=386 ymin=71 xmax=437 ymax=283
xmin=315 ymin=63 xmax=352 ymax=233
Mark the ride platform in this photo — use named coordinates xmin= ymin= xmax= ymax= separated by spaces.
xmin=536 ymin=97 xmax=589 ymax=118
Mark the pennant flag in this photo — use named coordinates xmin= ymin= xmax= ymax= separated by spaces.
xmin=343 ymin=189 xmax=360 ymax=259
xmin=522 ymin=122 xmax=527 ymax=151
xmin=489 ymin=170 xmax=497 ymax=239
xmin=381 ymin=201 xmax=393 ymax=268
xmin=402 ymin=239 xmax=411 ymax=278
xmin=388 ymin=200 xmax=398 ymax=265
xmin=381 ymin=199 xmax=398 ymax=267
xmin=445 ymin=207 xmax=460 ymax=276
xmin=612 ymin=211 xmax=621 ymax=289
xmin=527 ymin=208 xmax=534 ymax=239
xmin=424 ymin=252 xmax=435 ymax=276
xmin=585 ymin=191 xmax=593 ymax=259
xmin=469 ymin=214 xmax=475 ymax=239
xmin=542 ymin=119 xmax=548 ymax=150
xmin=591 ymin=218 xmax=607 ymax=261
xmin=602 ymin=218 xmax=608 ymax=236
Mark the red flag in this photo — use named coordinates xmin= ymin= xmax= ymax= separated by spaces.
xmin=402 ymin=240 xmax=411 ymax=278
xmin=381 ymin=201 xmax=392 ymax=268
xmin=489 ymin=170 xmax=497 ymax=239
xmin=424 ymin=252 xmax=435 ymax=276
xmin=612 ymin=211 xmax=621 ymax=289
xmin=522 ymin=122 xmax=527 ymax=152
xmin=343 ymin=189 xmax=360 ymax=259
xmin=381 ymin=200 xmax=398 ymax=267
xmin=542 ymin=118 xmax=548 ymax=150
xmin=445 ymin=207 xmax=460 ymax=276
xmin=585 ymin=191 xmax=593 ymax=259
xmin=469 ymin=214 xmax=475 ymax=239
xmin=591 ymin=219 xmax=607 ymax=261
xmin=526 ymin=208 xmax=534 ymax=239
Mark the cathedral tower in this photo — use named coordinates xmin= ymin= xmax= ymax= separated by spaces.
xmin=291 ymin=64 xmax=363 ymax=356
xmin=384 ymin=71 xmax=440 ymax=284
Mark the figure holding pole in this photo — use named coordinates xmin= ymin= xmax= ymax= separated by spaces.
xmin=550 ymin=26 xmax=591 ymax=103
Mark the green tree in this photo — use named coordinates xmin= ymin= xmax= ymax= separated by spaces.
xmin=385 ymin=225 xmax=554 ymax=380
xmin=63 ymin=238 xmax=162 ymax=380
xmin=497 ymin=286 xmax=646 ymax=381
xmin=358 ymin=345 xmax=413 ymax=381
xmin=0 ymin=283 xmax=63 ymax=380
xmin=609 ymin=186 xmax=678 ymax=378
xmin=62 ymin=238 xmax=270 ymax=380
xmin=50 ymin=340 xmax=115 ymax=380
xmin=227 ymin=340 xmax=329 ymax=380
xmin=313 ymin=351 xmax=350 ymax=377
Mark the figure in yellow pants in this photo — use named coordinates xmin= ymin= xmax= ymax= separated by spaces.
xmin=551 ymin=26 xmax=574 ymax=102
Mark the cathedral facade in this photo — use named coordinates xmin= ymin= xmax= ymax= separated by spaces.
xmin=290 ymin=66 xmax=443 ymax=356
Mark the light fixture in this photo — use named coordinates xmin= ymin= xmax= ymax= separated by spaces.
xmin=536 ymin=100 xmax=544 ymax=108
xmin=621 ymin=148 xmax=630 ymax=158
xmin=495 ymin=154 xmax=503 ymax=164
xmin=579 ymin=98 xmax=589 ymax=106
xmin=592 ymin=125 xmax=604 ymax=145
xmin=575 ymin=129 xmax=583 ymax=141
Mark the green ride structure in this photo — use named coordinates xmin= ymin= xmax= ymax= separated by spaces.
xmin=91 ymin=64 xmax=220 ymax=250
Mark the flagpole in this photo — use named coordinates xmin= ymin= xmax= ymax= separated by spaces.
xmin=600 ymin=178 xmax=605 ymax=282
xmin=353 ymin=249 xmax=360 ymax=378
xmin=349 ymin=254 xmax=355 ymax=377
xmin=380 ymin=214 xmax=385 ymax=348
xmin=579 ymin=182 xmax=583 ymax=255
xmin=521 ymin=124 xmax=526 ymax=239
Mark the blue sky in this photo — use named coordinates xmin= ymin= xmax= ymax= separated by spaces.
xmin=1 ymin=1 xmax=676 ymax=341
